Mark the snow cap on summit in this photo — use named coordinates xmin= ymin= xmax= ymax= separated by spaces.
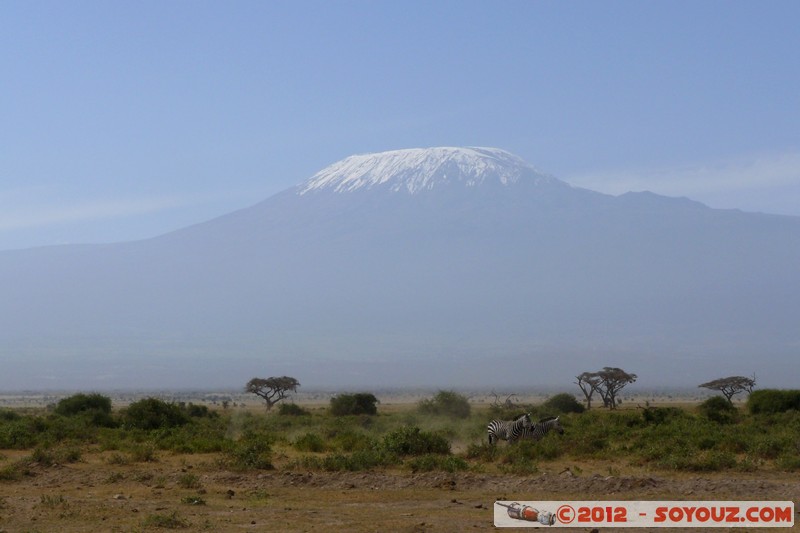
xmin=298 ymin=147 xmax=555 ymax=195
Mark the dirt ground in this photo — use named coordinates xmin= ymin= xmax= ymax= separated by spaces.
xmin=1 ymin=451 xmax=798 ymax=532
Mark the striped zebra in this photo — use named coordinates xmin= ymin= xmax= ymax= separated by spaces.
xmin=487 ymin=413 xmax=533 ymax=445
xmin=520 ymin=416 xmax=564 ymax=441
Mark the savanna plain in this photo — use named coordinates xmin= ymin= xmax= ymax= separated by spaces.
xmin=0 ymin=389 xmax=798 ymax=532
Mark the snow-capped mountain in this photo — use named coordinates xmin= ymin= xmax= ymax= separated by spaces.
xmin=1 ymin=147 xmax=798 ymax=390
xmin=297 ymin=147 xmax=558 ymax=194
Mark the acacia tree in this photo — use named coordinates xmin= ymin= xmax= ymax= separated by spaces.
xmin=246 ymin=376 xmax=300 ymax=410
xmin=576 ymin=367 xmax=637 ymax=410
xmin=699 ymin=375 xmax=755 ymax=405
xmin=596 ymin=367 xmax=637 ymax=409
xmin=575 ymin=371 xmax=601 ymax=409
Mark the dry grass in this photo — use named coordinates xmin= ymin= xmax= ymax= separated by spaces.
xmin=1 ymin=449 xmax=798 ymax=532
xmin=1 ymin=396 xmax=798 ymax=531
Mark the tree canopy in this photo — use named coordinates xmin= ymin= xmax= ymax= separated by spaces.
xmin=575 ymin=367 xmax=637 ymax=409
xmin=330 ymin=392 xmax=379 ymax=416
xmin=699 ymin=375 xmax=755 ymax=404
xmin=245 ymin=376 xmax=300 ymax=410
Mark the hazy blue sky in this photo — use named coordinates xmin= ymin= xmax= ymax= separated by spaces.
xmin=2 ymin=1 xmax=799 ymax=250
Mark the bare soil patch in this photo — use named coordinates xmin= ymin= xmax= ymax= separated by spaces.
xmin=1 ymin=452 xmax=797 ymax=532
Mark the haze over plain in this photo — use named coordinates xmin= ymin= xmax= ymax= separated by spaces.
xmin=1 ymin=2 xmax=798 ymax=390
xmin=1 ymin=147 xmax=798 ymax=390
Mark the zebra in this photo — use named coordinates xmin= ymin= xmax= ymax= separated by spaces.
xmin=487 ymin=412 xmax=533 ymax=445
xmin=520 ymin=416 xmax=564 ymax=442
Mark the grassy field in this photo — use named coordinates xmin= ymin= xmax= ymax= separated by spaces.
xmin=0 ymin=391 xmax=798 ymax=531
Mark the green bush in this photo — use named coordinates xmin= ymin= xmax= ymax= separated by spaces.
xmin=55 ymin=393 xmax=112 ymax=416
xmin=514 ymin=437 xmax=564 ymax=461
xmin=541 ymin=393 xmax=585 ymax=414
xmin=698 ymin=396 xmax=739 ymax=423
xmin=150 ymin=420 xmax=228 ymax=454
xmin=0 ymin=461 xmax=28 ymax=481
xmin=31 ymin=446 xmax=82 ymax=465
xmin=315 ymin=449 xmax=397 ymax=471
xmin=177 ymin=473 xmax=202 ymax=489
xmin=381 ymin=426 xmax=450 ymax=456
xmin=465 ymin=442 xmax=500 ymax=462
xmin=0 ymin=410 xmax=21 ymax=421
xmin=642 ymin=406 xmax=685 ymax=425
xmin=408 ymin=454 xmax=469 ymax=473
xmin=123 ymin=398 xmax=189 ymax=430
xmin=330 ymin=393 xmax=379 ymax=416
xmin=748 ymin=389 xmax=800 ymax=415
xmin=776 ymin=454 xmax=800 ymax=472
xmin=224 ymin=432 xmax=274 ymax=470
xmin=294 ymin=433 xmax=327 ymax=452
xmin=0 ymin=417 xmax=41 ymax=449
xmin=418 ymin=390 xmax=471 ymax=419
xmin=31 ymin=447 xmax=57 ymax=466
xmin=180 ymin=403 xmax=218 ymax=419
xmin=497 ymin=442 xmax=541 ymax=475
xmin=53 ymin=393 xmax=117 ymax=427
xmin=141 ymin=511 xmax=189 ymax=529
xmin=330 ymin=430 xmax=376 ymax=452
xmin=673 ymin=450 xmax=737 ymax=472
xmin=748 ymin=434 xmax=793 ymax=460
xmin=278 ymin=403 xmax=310 ymax=416
xmin=128 ymin=442 xmax=158 ymax=462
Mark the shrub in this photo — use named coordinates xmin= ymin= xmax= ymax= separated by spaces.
xmin=180 ymin=403 xmax=218 ymax=419
xmin=678 ymin=450 xmax=737 ymax=472
xmin=177 ymin=473 xmax=202 ymax=489
xmin=0 ymin=410 xmax=20 ymax=421
xmin=641 ymin=406 xmax=685 ymax=425
xmin=497 ymin=442 xmax=541 ymax=475
xmin=0 ymin=459 xmax=30 ymax=481
xmin=330 ymin=431 xmax=376 ymax=452
xmin=509 ymin=437 xmax=564 ymax=461
xmin=123 ymin=398 xmax=189 ymax=430
xmin=224 ymin=432 xmax=274 ymax=470
xmin=294 ymin=433 xmax=327 ymax=453
xmin=0 ymin=417 xmax=40 ymax=449
xmin=408 ymin=454 xmax=469 ymax=473
xmin=151 ymin=422 xmax=227 ymax=454
xmin=311 ymin=449 xmax=397 ymax=471
xmin=128 ymin=442 xmax=157 ymax=462
xmin=698 ymin=396 xmax=739 ymax=423
xmin=181 ymin=496 xmax=206 ymax=505
xmin=32 ymin=446 xmax=82 ymax=465
xmin=748 ymin=432 xmax=795 ymax=460
xmin=465 ymin=442 xmax=499 ymax=462
xmin=278 ymin=403 xmax=310 ymax=416
xmin=418 ymin=390 xmax=471 ymax=419
xmin=31 ymin=447 xmax=57 ymax=466
xmin=748 ymin=389 xmax=800 ymax=415
xmin=541 ymin=393 xmax=585 ymax=414
xmin=381 ymin=426 xmax=450 ymax=456
xmin=55 ymin=393 xmax=112 ymax=416
xmin=330 ymin=393 xmax=379 ymax=416
xmin=141 ymin=511 xmax=189 ymax=529
xmin=107 ymin=452 xmax=131 ymax=465
xmin=53 ymin=393 xmax=117 ymax=427
xmin=776 ymin=454 xmax=800 ymax=472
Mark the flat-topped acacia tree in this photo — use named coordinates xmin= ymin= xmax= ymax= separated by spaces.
xmin=699 ymin=375 xmax=756 ymax=404
xmin=246 ymin=376 xmax=300 ymax=410
xmin=575 ymin=367 xmax=637 ymax=410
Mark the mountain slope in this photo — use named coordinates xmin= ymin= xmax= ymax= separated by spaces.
xmin=1 ymin=148 xmax=798 ymax=389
